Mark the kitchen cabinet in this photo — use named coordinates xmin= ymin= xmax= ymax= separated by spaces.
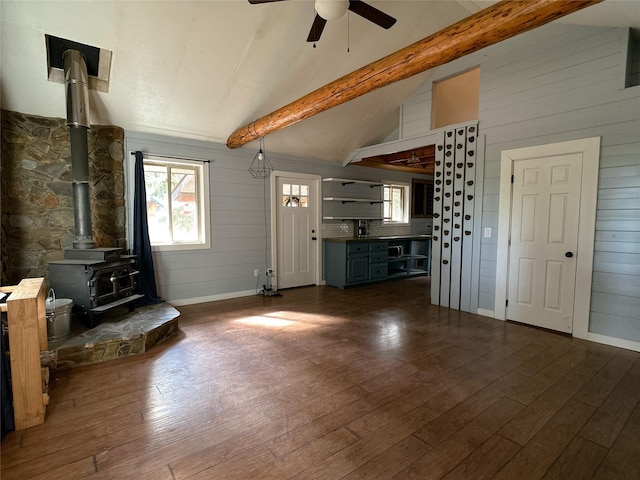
xmin=387 ymin=238 xmax=431 ymax=278
xmin=325 ymin=240 xmax=388 ymax=288
xmin=324 ymin=236 xmax=430 ymax=289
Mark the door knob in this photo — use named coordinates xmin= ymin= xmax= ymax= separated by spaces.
xmin=565 ymin=252 xmax=574 ymax=258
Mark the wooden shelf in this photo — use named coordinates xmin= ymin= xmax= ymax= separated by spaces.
xmin=323 ymin=197 xmax=383 ymax=204
xmin=323 ymin=216 xmax=389 ymax=220
xmin=323 ymin=177 xmax=383 ymax=187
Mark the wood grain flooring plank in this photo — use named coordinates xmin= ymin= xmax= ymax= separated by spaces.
xmin=398 ymin=397 xmax=525 ymax=479
xmin=92 ymin=405 xmax=284 ymax=478
xmin=500 ymin=370 xmax=592 ymax=446
xmin=184 ymin=444 xmax=276 ymax=480
xmin=242 ymin=427 xmax=360 ymax=480
xmin=542 ymin=436 xmax=608 ymax=480
xmin=507 ymin=344 xmax=589 ymax=406
xmin=346 ymin=371 xmax=478 ymax=439
xmin=493 ymin=401 xmax=596 ymax=480
xmin=413 ymin=376 xmax=512 ymax=447
xmin=264 ymin=380 xmax=426 ymax=459
xmin=593 ymin=400 xmax=640 ymax=480
xmin=357 ymin=361 xmax=422 ymax=394
xmin=510 ymin=340 xmax=573 ymax=378
xmin=441 ymin=434 xmax=521 ymax=480
xmin=341 ymin=435 xmax=432 ymax=480
xmin=132 ymin=464 xmax=176 ymax=480
xmin=574 ymin=354 xmax=635 ymax=408
xmin=290 ymin=404 xmax=440 ymax=480
xmin=579 ymin=372 xmax=640 ymax=448
xmin=0 ymin=455 xmax=96 ymax=480
xmin=630 ymin=354 xmax=640 ymax=376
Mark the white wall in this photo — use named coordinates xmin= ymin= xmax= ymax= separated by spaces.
xmin=125 ymin=132 xmax=430 ymax=305
xmin=400 ymin=23 xmax=640 ymax=345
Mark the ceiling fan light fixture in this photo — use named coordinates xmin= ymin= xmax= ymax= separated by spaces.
xmin=315 ymin=0 xmax=349 ymax=21
xmin=407 ymin=151 xmax=420 ymax=164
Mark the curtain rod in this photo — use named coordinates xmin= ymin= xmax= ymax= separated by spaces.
xmin=130 ymin=151 xmax=211 ymax=163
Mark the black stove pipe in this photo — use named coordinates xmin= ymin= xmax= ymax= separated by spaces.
xmin=63 ymin=49 xmax=95 ymax=249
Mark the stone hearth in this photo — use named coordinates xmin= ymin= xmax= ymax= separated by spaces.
xmin=46 ymin=302 xmax=179 ymax=369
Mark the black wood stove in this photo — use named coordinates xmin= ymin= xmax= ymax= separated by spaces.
xmin=49 ymin=248 xmax=143 ymax=328
xmin=47 ymin=48 xmax=143 ymax=328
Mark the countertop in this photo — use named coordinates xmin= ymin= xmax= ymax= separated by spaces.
xmin=324 ymin=235 xmax=432 ymax=243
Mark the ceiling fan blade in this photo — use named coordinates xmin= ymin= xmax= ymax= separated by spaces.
xmin=307 ymin=14 xmax=327 ymax=42
xmin=348 ymin=0 xmax=396 ymax=29
xmin=248 ymin=0 xmax=289 ymax=4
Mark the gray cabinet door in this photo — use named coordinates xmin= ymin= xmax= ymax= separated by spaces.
xmin=347 ymin=254 xmax=369 ymax=284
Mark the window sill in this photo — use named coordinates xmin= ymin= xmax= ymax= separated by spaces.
xmin=151 ymin=242 xmax=210 ymax=253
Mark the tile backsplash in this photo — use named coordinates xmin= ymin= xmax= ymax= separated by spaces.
xmin=322 ymin=219 xmax=429 ymax=238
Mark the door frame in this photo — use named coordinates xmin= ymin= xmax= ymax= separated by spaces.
xmin=494 ymin=137 xmax=600 ymax=339
xmin=270 ymin=171 xmax=323 ymax=289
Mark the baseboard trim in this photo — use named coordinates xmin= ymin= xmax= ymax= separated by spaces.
xmin=477 ymin=308 xmax=496 ymax=319
xmin=168 ymin=289 xmax=258 ymax=307
xmin=587 ymin=332 xmax=640 ymax=353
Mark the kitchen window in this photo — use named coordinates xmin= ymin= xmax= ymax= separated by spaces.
xmin=383 ymin=183 xmax=410 ymax=224
xmin=143 ymin=157 xmax=210 ymax=250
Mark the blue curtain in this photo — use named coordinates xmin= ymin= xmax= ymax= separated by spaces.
xmin=133 ymin=151 xmax=163 ymax=306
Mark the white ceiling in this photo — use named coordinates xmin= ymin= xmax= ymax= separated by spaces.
xmin=1 ymin=0 xmax=639 ymax=162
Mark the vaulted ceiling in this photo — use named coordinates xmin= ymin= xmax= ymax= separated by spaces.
xmin=1 ymin=1 xmax=638 ymax=163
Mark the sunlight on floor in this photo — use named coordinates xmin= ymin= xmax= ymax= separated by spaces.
xmin=235 ymin=316 xmax=298 ymax=328
xmin=377 ymin=321 xmax=405 ymax=350
xmin=233 ymin=311 xmax=346 ymax=330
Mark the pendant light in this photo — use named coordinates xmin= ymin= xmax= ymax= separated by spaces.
xmin=249 ymin=137 xmax=273 ymax=179
xmin=407 ymin=150 xmax=420 ymax=164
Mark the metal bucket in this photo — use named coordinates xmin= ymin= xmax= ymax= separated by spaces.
xmin=46 ymin=289 xmax=73 ymax=341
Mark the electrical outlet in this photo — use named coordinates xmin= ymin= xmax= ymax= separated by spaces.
xmin=254 ymin=269 xmax=259 ymax=277
xmin=484 ymin=227 xmax=492 ymax=238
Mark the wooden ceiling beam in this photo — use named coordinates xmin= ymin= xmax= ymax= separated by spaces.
xmin=226 ymin=0 xmax=602 ymax=149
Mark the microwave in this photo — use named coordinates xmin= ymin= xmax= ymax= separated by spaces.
xmin=388 ymin=245 xmax=402 ymax=259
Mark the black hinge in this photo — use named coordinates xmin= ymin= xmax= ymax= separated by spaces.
xmin=506 ymin=299 xmax=509 ymax=307
xmin=511 ymin=174 xmax=514 ymax=184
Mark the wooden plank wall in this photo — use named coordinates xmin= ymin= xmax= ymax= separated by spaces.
xmin=401 ymin=23 xmax=640 ymax=343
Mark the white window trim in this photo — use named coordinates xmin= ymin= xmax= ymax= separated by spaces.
xmin=144 ymin=155 xmax=211 ymax=252
xmin=382 ymin=181 xmax=410 ymax=225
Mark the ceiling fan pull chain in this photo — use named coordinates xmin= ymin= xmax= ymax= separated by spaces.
xmin=347 ymin=11 xmax=350 ymax=53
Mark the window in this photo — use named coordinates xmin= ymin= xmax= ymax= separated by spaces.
xmin=431 ymin=67 xmax=480 ymax=130
xmin=282 ymin=182 xmax=309 ymax=208
xmin=383 ymin=183 xmax=410 ymax=224
xmin=143 ymin=157 xmax=210 ymax=250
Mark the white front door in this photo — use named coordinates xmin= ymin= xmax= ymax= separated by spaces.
xmin=276 ymin=175 xmax=318 ymax=289
xmin=507 ymin=154 xmax=583 ymax=333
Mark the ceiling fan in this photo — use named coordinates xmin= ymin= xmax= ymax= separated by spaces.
xmin=248 ymin=0 xmax=397 ymax=43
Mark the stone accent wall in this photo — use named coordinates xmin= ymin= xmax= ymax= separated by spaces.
xmin=1 ymin=110 xmax=126 ymax=285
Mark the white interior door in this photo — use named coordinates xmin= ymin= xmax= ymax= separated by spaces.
xmin=276 ymin=175 xmax=318 ymax=289
xmin=507 ymin=154 xmax=582 ymax=333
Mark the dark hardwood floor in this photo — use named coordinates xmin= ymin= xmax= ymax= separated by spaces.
xmin=2 ymin=277 xmax=639 ymax=479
